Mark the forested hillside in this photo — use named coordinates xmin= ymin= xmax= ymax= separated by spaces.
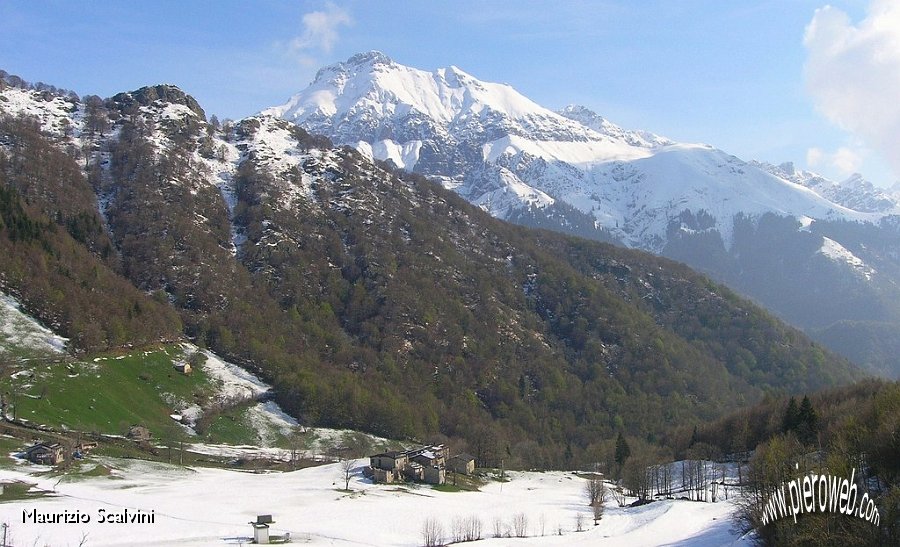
xmin=0 ymin=73 xmax=862 ymax=467
xmin=270 ymin=52 xmax=900 ymax=379
xmin=0 ymin=114 xmax=182 ymax=350
xmin=670 ymin=379 xmax=900 ymax=545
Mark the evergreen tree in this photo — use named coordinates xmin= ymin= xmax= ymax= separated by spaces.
xmin=615 ymin=432 xmax=631 ymax=467
xmin=796 ymin=395 xmax=818 ymax=445
xmin=782 ymin=396 xmax=800 ymax=434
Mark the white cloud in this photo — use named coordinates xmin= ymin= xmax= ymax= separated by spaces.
xmin=804 ymin=0 xmax=900 ymax=179
xmin=806 ymin=147 xmax=825 ymax=167
xmin=806 ymin=145 xmax=864 ymax=176
xmin=289 ymin=2 xmax=352 ymax=60
xmin=832 ymin=146 xmax=863 ymax=174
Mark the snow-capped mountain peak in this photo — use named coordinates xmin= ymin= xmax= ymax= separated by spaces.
xmin=753 ymin=161 xmax=900 ymax=214
xmin=266 ymin=52 xmax=897 ymax=253
xmin=557 ymin=104 xmax=673 ymax=149
xmin=265 ymin=50 xmax=589 ymax=139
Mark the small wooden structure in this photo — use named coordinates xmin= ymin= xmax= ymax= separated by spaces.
xmin=250 ymin=514 xmax=272 ymax=544
xmin=173 ymin=362 xmax=192 ymax=375
xmin=423 ymin=464 xmax=445 ymax=485
xmin=410 ymin=448 xmax=444 ymax=468
xmin=249 ymin=514 xmax=290 ymax=544
xmin=371 ymin=467 xmax=395 ymax=483
xmin=126 ymin=425 xmax=151 ymax=442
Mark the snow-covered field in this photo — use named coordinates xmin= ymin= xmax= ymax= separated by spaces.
xmin=0 ymin=458 xmax=746 ymax=547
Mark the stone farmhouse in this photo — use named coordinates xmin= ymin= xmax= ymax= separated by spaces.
xmin=369 ymin=445 xmax=448 ymax=485
xmin=23 ymin=442 xmax=65 ymax=465
xmin=447 ymin=452 xmax=476 ymax=475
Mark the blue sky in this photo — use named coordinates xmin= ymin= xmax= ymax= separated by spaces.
xmin=1 ymin=1 xmax=897 ymax=187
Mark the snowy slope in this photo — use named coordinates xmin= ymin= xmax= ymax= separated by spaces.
xmin=265 ymin=51 xmax=656 ymax=171
xmin=267 ymin=52 xmax=890 ymax=251
xmin=754 ymin=161 xmax=900 ymax=215
xmin=0 ymin=460 xmax=745 ymax=547
xmin=0 ymin=292 xmax=68 ymax=355
xmin=0 ymin=86 xmax=80 ymax=138
xmin=577 ymin=145 xmax=881 ymax=250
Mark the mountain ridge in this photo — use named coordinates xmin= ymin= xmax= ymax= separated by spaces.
xmin=0 ymin=70 xmax=864 ymax=464
xmin=266 ymin=52 xmax=900 ymax=377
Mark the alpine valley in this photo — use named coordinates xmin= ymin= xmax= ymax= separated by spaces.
xmin=0 ymin=62 xmax=866 ymax=466
xmin=269 ymin=51 xmax=900 ymax=378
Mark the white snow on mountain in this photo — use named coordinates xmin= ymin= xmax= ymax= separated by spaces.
xmin=268 ymin=52 xmax=892 ymax=251
xmin=266 ymin=51 xmax=573 ymax=136
xmin=0 ymin=86 xmax=79 ymax=138
xmin=265 ymin=51 xmax=662 ymax=172
xmin=355 ymin=138 xmax=423 ymax=170
xmin=819 ymin=236 xmax=876 ymax=281
xmin=754 ymin=161 xmax=900 ymax=215
xmin=577 ymin=145 xmax=880 ymax=250
xmin=472 ymin=167 xmax=556 ymax=215
xmin=557 ymin=104 xmax=673 ymax=149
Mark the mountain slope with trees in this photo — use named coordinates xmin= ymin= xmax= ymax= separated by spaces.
xmin=0 ymin=111 xmax=182 ymax=351
xmin=0 ymin=71 xmax=862 ymax=468
xmin=268 ymin=52 xmax=900 ymax=378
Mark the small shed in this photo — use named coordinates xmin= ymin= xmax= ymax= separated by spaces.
xmin=173 ymin=362 xmax=192 ymax=375
xmin=250 ymin=515 xmax=273 ymax=544
xmin=409 ymin=445 xmax=447 ymax=464
xmin=126 ymin=425 xmax=151 ymax=442
xmin=372 ymin=467 xmax=395 ymax=484
xmin=403 ymin=461 xmax=425 ymax=482
xmin=411 ymin=449 xmax=439 ymax=467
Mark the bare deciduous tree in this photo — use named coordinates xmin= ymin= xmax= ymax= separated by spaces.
xmin=512 ymin=512 xmax=528 ymax=538
xmin=584 ymin=475 xmax=606 ymax=506
xmin=463 ymin=515 xmax=482 ymax=542
xmin=592 ymin=500 xmax=605 ymax=525
xmin=339 ymin=459 xmax=354 ymax=491
xmin=611 ymin=485 xmax=628 ymax=507
xmin=492 ymin=516 xmax=504 ymax=538
xmin=623 ymin=454 xmax=653 ymax=501
xmin=451 ymin=516 xmax=465 ymax=543
xmin=421 ymin=517 xmax=444 ymax=547
xmin=584 ymin=474 xmax=608 ymax=524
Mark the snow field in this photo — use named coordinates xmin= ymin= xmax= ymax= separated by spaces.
xmin=0 ymin=461 xmax=745 ymax=547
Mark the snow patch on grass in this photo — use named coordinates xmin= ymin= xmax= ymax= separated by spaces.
xmin=0 ymin=292 xmax=68 ymax=355
xmin=245 ymin=401 xmax=298 ymax=446
xmin=191 ymin=345 xmax=269 ymax=402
